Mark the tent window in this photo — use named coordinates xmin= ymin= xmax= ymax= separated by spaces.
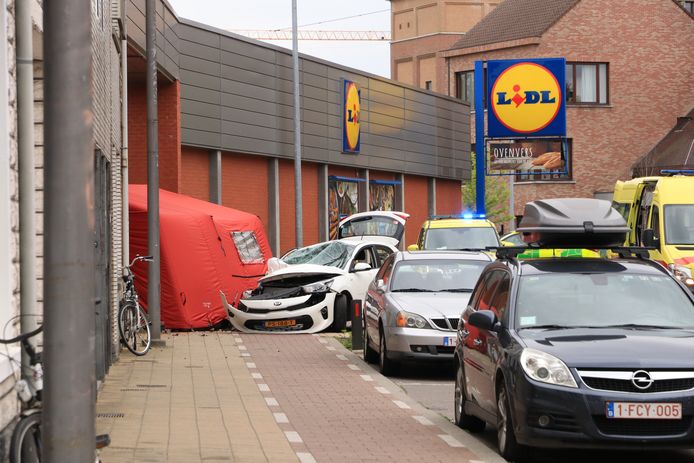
xmin=232 ymin=232 xmax=264 ymax=264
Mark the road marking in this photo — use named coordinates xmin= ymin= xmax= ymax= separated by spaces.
xmin=375 ymin=386 xmax=390 ymax=394
xmin=251 ymin=372 xmax=263 ymax=379
xmin=412 ymin=415 xmax=433 ymax=426
xmin=284 ymin=431 xmax=303 ymax=443
xmin=297 ymin=453 xmax=317 ymax=463
xmin=234 ymin=337 xmax=243 ymax=343
xmin=336 ymin=354 xmax=348 ymax=360
xmin=240 ymin=353 xmax=251 ymax=357
xmin=347 ymin=364 xmax=360 ymax=371
xmin=393 ymin=400 xmax=410 ymax=409
xmin=326 ymin=346 xmax=336 ymax=351
xmin=238 ymin=345 xmax=247 ymax=351
xmin=438 ymin=434 xmax=465 ymax=448
xmin=360 ymin=374 xmax=373 ymax=382
xmin=258 ymin=383 xmax=270 ymax=392
xmin=265 ymin=397 xmax=279 ymax=407
xmin=273 ymin=412 xmax=289 ymax=423
xmin=318 ymin=338 xmax=327 ymax=344
xmin=246 ymin=362 xmax=256 ymax=369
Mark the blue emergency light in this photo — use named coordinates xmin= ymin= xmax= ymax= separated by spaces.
xmin=661 ymin=169 xmax=694 ymax=176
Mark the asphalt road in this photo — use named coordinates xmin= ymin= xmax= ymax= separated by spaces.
xmin=362 ymin=359 xmax=694 ymax=463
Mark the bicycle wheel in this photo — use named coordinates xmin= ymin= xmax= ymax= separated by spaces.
xmin=121 ymin=304 xmax=151 ymax=356
xmin=118 ymin=303 xmax=136 ymax=350
xmin=10 ymin=411 xmax=41 ymax=463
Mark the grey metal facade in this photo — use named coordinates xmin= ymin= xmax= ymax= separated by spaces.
xmin=126 ymin=0 xmax=471 ymax=182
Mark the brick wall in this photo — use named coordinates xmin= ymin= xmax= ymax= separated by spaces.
xmin=446 ymin=0 xmax=694 ymax=216
xmin=181 ymin=147 xmax=209 ymax=201
xmin=279 ymin=160 xmax=320 ymax=254
xmin=404 ymin=174 xmax=429 ymax=246
xmin=221 ymin=152 xmax=269 ymax=227
xmin=391 ymin=34 xmax=462 ymax=93
xmin=436 ymin=179 xmax=462 ymax=215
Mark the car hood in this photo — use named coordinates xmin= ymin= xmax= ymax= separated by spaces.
xmin=260 ymin=264 xmax=345 ymax=283
xmin=519 ymin=328 xmax=694 ymax=369
xmin=389 ymin=292 xmax=472 ymax=319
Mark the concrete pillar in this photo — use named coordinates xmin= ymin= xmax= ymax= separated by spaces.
xmin=318 ymin=164 xmax=329 ymax=242
xmin=209 ymin=149 xmax=222 ymax=204
xmin=428 ymin=177 xmax=436 ymax=217
xmin=268 ymin=158 xmax=281 ymax=256
xmin=358 ymin=168 xmax=369 ymax=212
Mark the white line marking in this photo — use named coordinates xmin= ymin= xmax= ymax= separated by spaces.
xmin=265 ymin=397 xmax=279 ymax=407
xmin=347 ymin=364 xmax=360 ymax=371
xmin=393 ymin=400 xmax=410 ymax=409
xmin=284 ymin=431 xmax=303 ymax=443
xmin=273 ymin=412 xmax=289 ymax=423
xmin=438 ymin=434 xmax=465 ymax=448
xmin=238 ymin=345 xmax=247 ymax=351
xmin=246 ymin=362 xmax=256 ymax=369
xmin=326 ymin=346 xmax=336 ymax=351
xmin=360 ymin=374 xmax=373 ymax=382
xmin=240 ymin=353 xmax=251 ymax=357
xmin=375 ymin=386 xmax=390 ymax=394
xmin=234 ymin=337 xmax=243 ymax=343
xmin=258 ymin=383 xmax=270 ymax=392
xmin=412 ymin=415 xmax=434 ymax=426
xmin=251 ymin=372 xmax=263 ymax=379
xmin=336 ymin=354 xmax=348 ymax=361
xmin=297 ymin=453 xmax=317 ymax=463
xmin=318 ymin=338 xmax=327 ymax=344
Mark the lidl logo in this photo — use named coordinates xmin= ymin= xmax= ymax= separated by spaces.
xmin=487 ymin=58 xmax=566 ymax=138
xmin=342 ymin=80 xmax=361 ymax=153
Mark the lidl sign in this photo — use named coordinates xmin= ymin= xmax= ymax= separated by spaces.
xmin=342 ymin=79 xmax=361 ymax=153
xmin=487 ymin=58 xmax=566 ymax=138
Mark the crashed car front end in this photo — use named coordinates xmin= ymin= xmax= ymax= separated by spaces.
xmin=228 ymin=274 xmax=338 ymax=333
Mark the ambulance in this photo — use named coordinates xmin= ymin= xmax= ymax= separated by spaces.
xmin=612 ymin=171 xmax=694 ymax=291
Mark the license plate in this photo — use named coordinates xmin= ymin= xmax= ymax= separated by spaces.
xmin=442 ymin=336 xmax=456 ymax=347
xmin=265 ymin=320 xmax=296 ymax=328
xmin=606 ymin=402 xmax=682 ymax=419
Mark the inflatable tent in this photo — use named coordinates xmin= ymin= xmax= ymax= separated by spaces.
xmin=128 ymin=185 xmax=272 ymax=329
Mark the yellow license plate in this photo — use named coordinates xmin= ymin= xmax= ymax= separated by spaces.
xmin=265 ymin=320 xmax=296 ymax=328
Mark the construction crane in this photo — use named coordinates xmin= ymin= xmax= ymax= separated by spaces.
xmin=231 ymin=30 xmax=391 ymax=41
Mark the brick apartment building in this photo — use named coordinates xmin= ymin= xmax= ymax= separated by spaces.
xmin=125 ymin=0 xmax=471 ymax=256
xmin=438 ymin=0 xmax=694 ymax=218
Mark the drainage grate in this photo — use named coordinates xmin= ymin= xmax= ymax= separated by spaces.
xmin=121 ymin=388 xmax=146 ymax=392
xmin=97 ymin=412 xmax=125 ymax=418
xmin=136 ymin=384 xmax=168 ymax=388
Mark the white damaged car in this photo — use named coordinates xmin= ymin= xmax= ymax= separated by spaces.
xmin=222 ymin=212 xmax=408 ymax=333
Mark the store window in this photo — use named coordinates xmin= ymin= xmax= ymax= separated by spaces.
xmin=231 ymin=231 xmax=265 ymax=264
xmin=455 ymin=70 xmax=487 ymax=108
xmin=566 ymin=62 xmax=609 ymax=105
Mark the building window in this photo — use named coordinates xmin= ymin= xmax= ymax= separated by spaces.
xmin=683 ymin=1 xmax=694 ymax=14
xmin=424 ymin=80 xmax=432 ymax=91
xmin=515 ymin=140 xmax=573 ymax=182
xmin=455 ymin=70 xmax=486 ymax=107
xmin=566 ymin=62 xmax=609 ymax=105
xmin=231 ymin=232 xmax=265 ymax=264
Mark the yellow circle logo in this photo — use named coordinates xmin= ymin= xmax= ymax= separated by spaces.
xmin=491 ymin=62 xmax=562 ymax=134
xmin=344 ymin=82 xmax=360 ymax=150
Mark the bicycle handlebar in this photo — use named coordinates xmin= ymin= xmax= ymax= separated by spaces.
xmin=0 ymin=324 xmax=43 ymax=345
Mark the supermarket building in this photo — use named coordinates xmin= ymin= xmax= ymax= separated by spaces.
xmin=125 ymin=0 xmax=471 ymax=255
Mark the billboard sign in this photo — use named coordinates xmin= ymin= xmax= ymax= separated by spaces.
xmin=342 ymin=79 xmax=361 ymax=153
xmin=487 ymin=58 xmax=566 ymax=138
xmin=486 ymin=138 xmax=567 ymax=176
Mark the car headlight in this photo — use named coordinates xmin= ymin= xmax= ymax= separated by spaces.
xmin=669 ymin=264 xmax=694 ymax=287
xmin=520 ymin=348 xmax=577 ymax=388
xmin=302 ymin=279 xmax=334 ymax=294
xmin=396 ymin=311 xmax=430 ymax=329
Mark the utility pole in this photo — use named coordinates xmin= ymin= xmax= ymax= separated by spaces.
xmin=292 ymin=0 xmax=303 ymax=248
xmin=146 ymin=0 xmax=162 ymax=341
xmin=43 ymin=0 xmax=96 ymax=460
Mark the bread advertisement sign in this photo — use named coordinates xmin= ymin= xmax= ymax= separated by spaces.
xmin=486 ymin=139 xmax=566 ymax=175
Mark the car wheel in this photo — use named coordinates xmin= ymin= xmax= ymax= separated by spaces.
xmin=379 ymin=330 xmax=398 ymax=376
xmin=497 ymin=383 xmax=528 ymax=461
xmin=363 ymin=320 xmax=378 ymax=363
xmin=329 ymin=294 xmax=348 ymax=332
xmin=454 ymin=361 xmax=485 ymax=433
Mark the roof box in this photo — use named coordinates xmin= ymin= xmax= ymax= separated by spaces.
xmin=517 ymin=198 xmax=629 ymax=247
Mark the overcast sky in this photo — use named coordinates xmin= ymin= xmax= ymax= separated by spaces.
xmin=167 ymin=0 xmax=392 ymax=78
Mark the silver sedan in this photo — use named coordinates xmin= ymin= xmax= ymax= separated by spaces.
xmin=363 ymin=250 xmax=493 ymax=376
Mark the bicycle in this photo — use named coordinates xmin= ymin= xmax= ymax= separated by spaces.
xmin=119 ymin=255 xmax=153 ymax=356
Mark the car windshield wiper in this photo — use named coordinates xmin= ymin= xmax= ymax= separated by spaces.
xmin=591 ymin=323 xmax=676 ymax=330
xmin=517 ymin=324 xmax=580 ymax=331
xmin=391 ymin=288 xmax=434 ymax=292
xmin=439 ymin=288 xmax=473 ymax=293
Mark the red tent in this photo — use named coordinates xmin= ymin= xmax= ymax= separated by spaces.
xmin=128 ymin=185 xmax=272 ymax=329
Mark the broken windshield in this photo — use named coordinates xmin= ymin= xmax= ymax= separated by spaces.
xmin=282 ymin=241 xmax=356 ymax=269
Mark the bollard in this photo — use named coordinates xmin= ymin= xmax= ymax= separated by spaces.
xmin=350 ymin=299 xmax=364 ymax=350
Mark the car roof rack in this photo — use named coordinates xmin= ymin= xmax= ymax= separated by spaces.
xmin=428 ymin=213 xmax=487 ymax=220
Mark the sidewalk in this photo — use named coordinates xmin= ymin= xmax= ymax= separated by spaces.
xmin=97 ymin=332 xmax=503 ymax=463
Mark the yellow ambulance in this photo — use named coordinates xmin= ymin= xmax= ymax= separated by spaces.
xmin=613 ymin=171 xmax=694 ymax=290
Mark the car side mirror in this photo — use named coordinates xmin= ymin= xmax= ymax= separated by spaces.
xmin=641 ymin=228 xmax=659 ymax=248
xmin=468 ymin=310 xmax=502 ymax=333
xmin=352 ymin=262 xmax=372 ymax=272
xmin=407 ymin=244 xmax=419 ymax=251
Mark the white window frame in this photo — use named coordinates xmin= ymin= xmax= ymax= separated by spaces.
xmin=231 ymin=231 xmax=265 ymax=265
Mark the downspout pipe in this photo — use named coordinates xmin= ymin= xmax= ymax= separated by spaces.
xmin=121 ymin=30 xmax=129 ymax=266
xmin=17 ymin=0 xmax=37 ymax=366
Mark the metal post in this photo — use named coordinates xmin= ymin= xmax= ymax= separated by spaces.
xmin=351 ymin=300 xmax=363 ymax=350
xmin=122 ymin=34 xmax=130 ymax=267
xmin=146 ymin=0 xmax=162 ymax=341
xmin=509 ymin=177 xmax=515 ymax=231
xmin=43 ymin=0 xmax=95 ymax=459
xmin=292 ymin=0 xmax=303 ymax=248
xmin=17 ymin=0 xmax=37 ymax=368
xmin=474 ymin=61 xmax=486 ymax=216
xmin=209 ymin=150 xmax=222 ymax=204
